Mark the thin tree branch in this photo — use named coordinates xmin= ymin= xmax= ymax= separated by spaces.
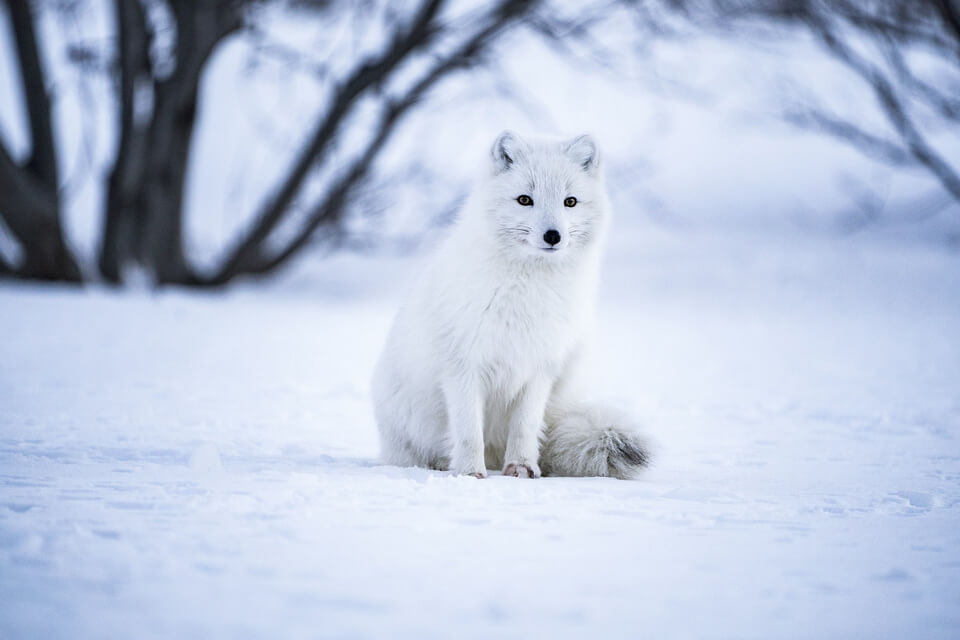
xmin=837 ymin=2 xmax=959 ymax=55
xmin=210 ymin=0 xmax=448 ymax=281
xmin=932 ymin=0 xmax=960 ymax=44
xmin=811 ymin=16 xmax=960 ymax=202
xmin=785 ymin=108 xmax=916 ymax=166
xmin=238 ymin=0 xmax=537 ymax=279
xmin=884 ymin=43 xmax=960 ymax=122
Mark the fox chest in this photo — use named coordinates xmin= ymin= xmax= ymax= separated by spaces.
xmin=453 ymin=279 xmax=584 ymax=391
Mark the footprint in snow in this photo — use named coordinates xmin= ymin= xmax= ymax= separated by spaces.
xmin=890 ymin=490 xmax=938 ymax=511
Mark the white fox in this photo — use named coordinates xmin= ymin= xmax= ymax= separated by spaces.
xmin=371 ymin=131 xmax=650 ymax=479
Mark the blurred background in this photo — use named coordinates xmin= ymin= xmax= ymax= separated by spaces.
xmin=2 ymin=0 xmax=959 ymax=289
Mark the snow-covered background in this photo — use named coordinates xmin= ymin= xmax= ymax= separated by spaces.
xmin=2 ymin=1 xmax=960 ymax=638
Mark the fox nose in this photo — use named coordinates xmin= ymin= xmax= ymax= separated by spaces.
xmin=543 ymin=229 xmax=561 ymax=246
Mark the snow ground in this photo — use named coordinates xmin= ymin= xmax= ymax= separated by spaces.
xmin=1 ymin=231 xmax=959 ymax=639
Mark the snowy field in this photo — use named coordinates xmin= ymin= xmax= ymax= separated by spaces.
xmin=2 ymin=230 xmax=960 ymax=639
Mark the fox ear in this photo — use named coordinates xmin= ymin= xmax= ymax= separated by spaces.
xmin=565 ymin=134 xmax=600 ymax=173
xmin=491 ymin=130 xmax=521 ymax=173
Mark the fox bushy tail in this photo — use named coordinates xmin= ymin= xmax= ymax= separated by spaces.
xmin=540 ymin=403 xmax=652 ymax=479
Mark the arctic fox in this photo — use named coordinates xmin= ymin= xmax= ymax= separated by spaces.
xmin=371 ymin=131 xmax=650 ymax=479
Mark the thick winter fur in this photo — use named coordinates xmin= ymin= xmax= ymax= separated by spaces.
xmin=371 ymin=131 xmax=650 ymax=479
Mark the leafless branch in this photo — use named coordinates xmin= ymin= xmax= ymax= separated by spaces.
xmin=207 ymin=0 xmax=449 ymax=283
xmin=810 ymin=17 xmax=960 ymax=202
xmin=215 ymin=0 xmax=538 ymax=281
xmin=785 ymin=108 xmax=915 ymax=166
xmin=883 ymin=43 xmax=960 ymax=122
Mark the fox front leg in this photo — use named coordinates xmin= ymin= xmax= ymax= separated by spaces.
xmin=442 ymin=375 xmax=487 ymax=478
xmin=503 ymin=377 xmax=553 ymax=478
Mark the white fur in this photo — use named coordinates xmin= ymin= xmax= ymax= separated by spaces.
xmin=371 ymin=131 xmax=650 ymax=479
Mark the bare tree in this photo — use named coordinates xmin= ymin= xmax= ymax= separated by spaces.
xmin=666 ymin=0 xmax=960 ymax=208
xmin=99 ymin=0 xmax=244 ymax=285
xmin=0 ymin=0 xmax=81 ymax=281
xmin=0 ymin=0 xmax=540 ymax=286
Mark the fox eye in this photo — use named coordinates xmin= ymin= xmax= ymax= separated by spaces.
xmin=516 ymin=194 xmax=533 ymax=206
xmin=564 ymin=196 xmax=577 ymax=207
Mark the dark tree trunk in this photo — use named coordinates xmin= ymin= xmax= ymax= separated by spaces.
xmin=99 ymin=0 xmax=242 ymax=285
xmin=100 ymin=0 xmax=151 ymax=283
xmin=139 ymin=83 xmax=197 ymax=285
xmin=0 ymin=0 xmax=81 ymax=282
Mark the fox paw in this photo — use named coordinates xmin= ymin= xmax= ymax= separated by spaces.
xmin=451 ymin=465 xmax=487 ymax=478
xmin=503 ymin=462 xmax=541 ymax=478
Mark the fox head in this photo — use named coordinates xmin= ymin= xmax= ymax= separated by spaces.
xmin=481 ymin=130 xmax=609 ymax=260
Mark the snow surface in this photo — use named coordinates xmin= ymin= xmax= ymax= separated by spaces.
xmin=2 ymin=230 xmax=959 ymax=639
